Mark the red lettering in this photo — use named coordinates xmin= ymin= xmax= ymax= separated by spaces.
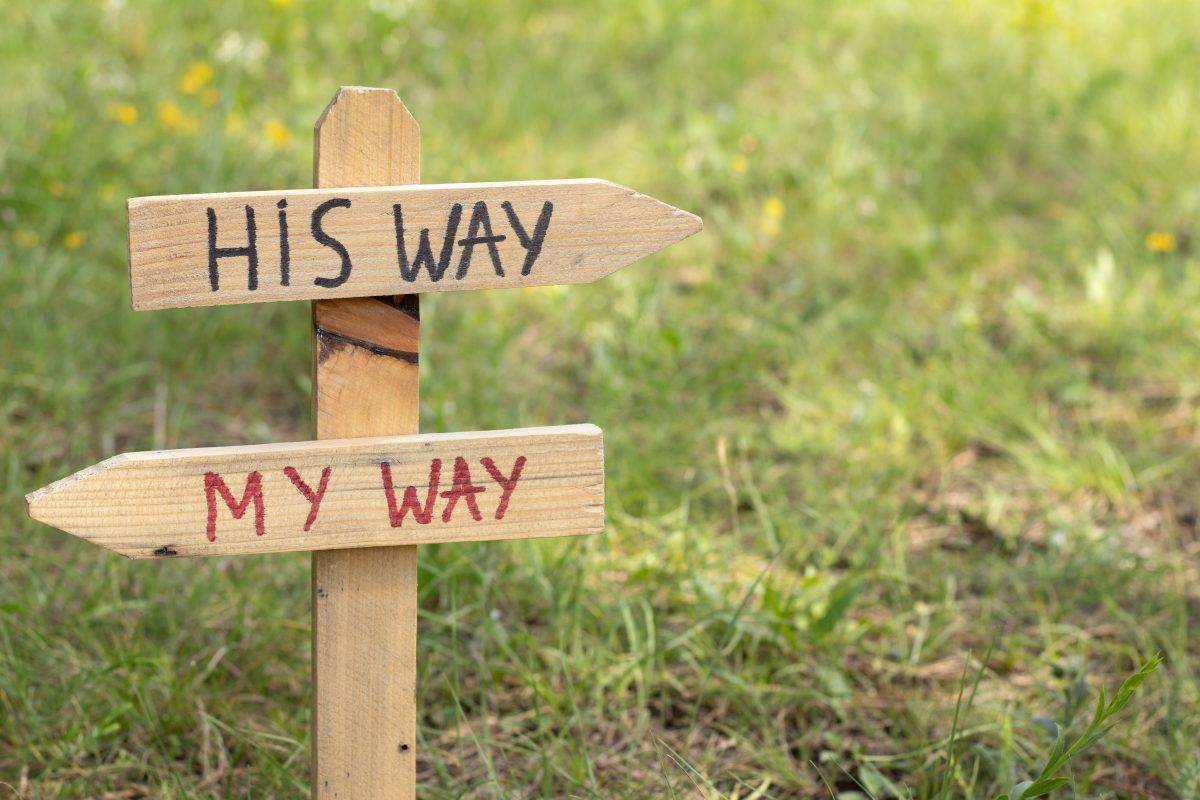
xmin=440 ymin=456 xmax=485 ymax=522
xmin=284 ymin=466 xmax=331 ymax=531
xmin=204 ymin=471 xmax=265 ymax=541
xmin=480 ymin=455 xmax=526 ymax=520
xmin=381 ymin=459 xmax=441 ymax=526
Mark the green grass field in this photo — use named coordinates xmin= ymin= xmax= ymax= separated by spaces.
xmin=2 ymin=0 xmax=1199 ymax=796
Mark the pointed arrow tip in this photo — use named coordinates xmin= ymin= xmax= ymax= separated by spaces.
xmin=25 ymin=455 xmax=126 ymax=529
xmin=603 ymin=179 xmax=702 ymax=238
xmin=584 ymin=181 xmax=703 ymax=277
xmin=25 ymin=482 xmax=56 ymax=523
xmin=680 ymin=207 xmax=704 ymax=236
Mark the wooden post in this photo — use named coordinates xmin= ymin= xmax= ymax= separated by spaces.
xmin=311 ymin=87 xmax=421 ymax=799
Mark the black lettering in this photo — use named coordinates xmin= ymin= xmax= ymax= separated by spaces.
xmin=456 ymin=201 xmax=506 ymax=279
xmin=311 ymin=198 xmax=353 ymax=289
xmin=207 ymin=205 xmax=258 ymax=292
xmin=277 ymin=198 xmax=290 ymax=286
xmin=393 ymin=203 xmax=462 ymax=282
xmin=501 ymin=201 xmax=553 ymax=276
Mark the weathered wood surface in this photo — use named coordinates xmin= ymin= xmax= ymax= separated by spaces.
xmin=309 ymin=86 xmax=423 ymax=800
xmin=127 ymin=178 xmax=702 ymax=310
xmin=24 ymin=424 xmax=605 ymax=559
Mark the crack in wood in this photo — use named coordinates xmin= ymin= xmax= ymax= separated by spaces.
xmin=314 ymin=324 xmax=419 ymax=365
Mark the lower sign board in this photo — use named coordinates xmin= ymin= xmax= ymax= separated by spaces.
xmin=26 ymin=424 xmax=603 ymax=558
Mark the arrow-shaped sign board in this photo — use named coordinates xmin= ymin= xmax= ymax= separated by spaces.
xmin=127 ymin=179 xmax=702 ymax=310
xmin=26 ymin=424 xmax=603 ymax=559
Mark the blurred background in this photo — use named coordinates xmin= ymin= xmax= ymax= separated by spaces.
xmin=2 ymin=0 xmax=1199 ymax=797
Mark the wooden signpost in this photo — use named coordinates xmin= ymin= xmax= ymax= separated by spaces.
xmin=25 ymin=86 xmax=700 ymax=798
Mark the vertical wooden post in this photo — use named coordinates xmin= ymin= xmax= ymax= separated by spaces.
xmin=311 ymin=87 xmax=421 ymax=799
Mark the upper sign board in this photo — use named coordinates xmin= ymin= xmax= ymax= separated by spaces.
xmin=127 ymin=179 xmax=702 ymax=310
xmin=26 ymin=424 xmax=603 ymax=558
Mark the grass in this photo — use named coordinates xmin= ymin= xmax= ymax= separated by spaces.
xmin=1 ymin=0 xmax=1198 ymax=796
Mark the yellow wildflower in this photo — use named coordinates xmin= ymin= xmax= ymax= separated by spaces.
xmin=158 ymin=101 xmax=200 ymax=134
xmin=1145 ymin=231 xmax=1177 ymax=253
xmin=47 ymin=180 xmax=66 ymax=197
xmin=760 ymin=196 xmax=785 ymax=237
xmin=269 ymin=0 xmax=293 ymax=7
xmin=12 ymin=229 xmax=38 ymax=247
xmin=1013 ymin=0 xmax=1057 ymax=34
xmin=106 ymin=102 xmax=138 ymax=125
xmin=63 ymin=230 xmax=86 ymax=249
xmin=729 ymin=154 xmax=748 ymax=174
xmin=178 ymin=61 xmax=213 ymax=95
xmin=224 ymin=112 xmax=245 ymax=134
xmin=263 ymin=119 xmax=291 ymax=148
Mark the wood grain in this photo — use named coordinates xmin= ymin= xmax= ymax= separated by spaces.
xmin=24 ymin=424 xmax=605 ymax=558
xmin=310 ymin=86 xmax=422 ymax=800
xmin=126 ymin=179 xmax=702 ymax=309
